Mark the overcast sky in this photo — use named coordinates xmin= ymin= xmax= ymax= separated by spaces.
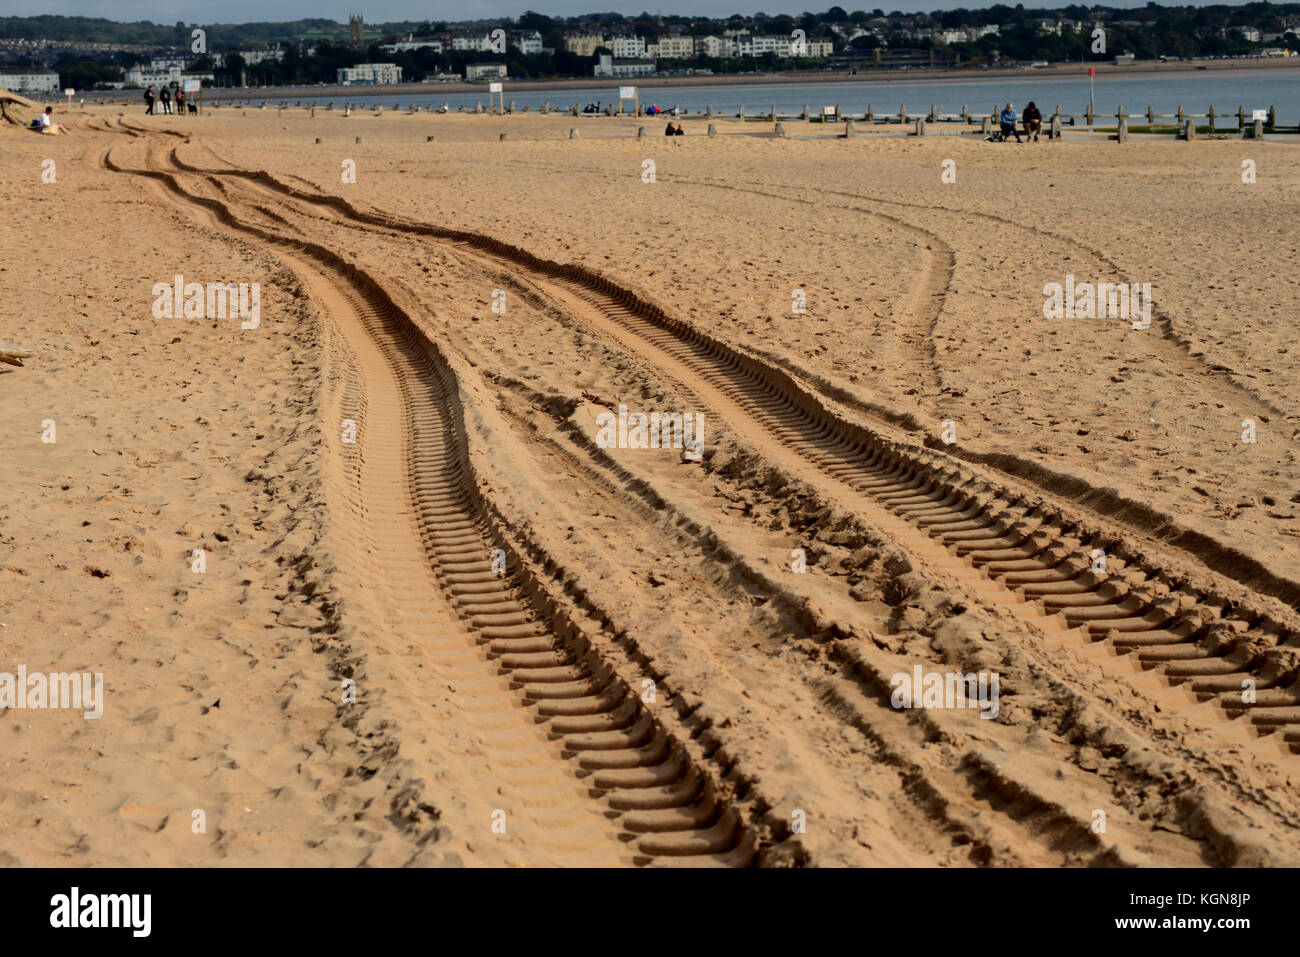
xmin=13 ymin=0 xmax=1174 ymax=24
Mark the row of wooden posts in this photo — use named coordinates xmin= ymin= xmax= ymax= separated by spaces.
xmin=193 ymin=97 xmax=1281 ymax=132
xmin=180 ymin=95 xmax=1285 ymax=139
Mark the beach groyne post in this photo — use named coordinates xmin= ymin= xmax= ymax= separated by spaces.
xmin=1050 ymin=114 xmax=1062 ymax=139
xmin=1207 ymin=105 xmax=1216 ymax=132
xmin=775 ymin=121 xmax=786 ymax=138
xmin=899 ymin=104 xmax=906 ymax=124
xmin=1237 ymin=105 xmax=1245 ymax=132
xmin=1269 ymin=105 xmax=1276 ymax=128
xmin=706 ymin=104 xmax=712 ymax=118
xmin=739 ymin=104 xmax=744 ymax=120
xmin=866 ymin=104 xmax=874 ymax=123
xmin=772 ymin=103 xmax=777 ymax=127
xmin=570 ymin=127 xmax=578 ymax=138
xmin=637 ymin=126 xmax=645 ymax=138
xmin=844 ymin=118 xmax=856 ymax=137
xmin=1177 ymin=105 xmax=1184 ymax=125
xmin=1147 ymin=105 xmax=1155 ymax=132
xmin=1116 ymin=107 xmax=1128 ymax=143
xmin=802 ymin=104 xmax=808 ymax=121
xmin=929 ymin=104 xmax=938 ymax=122
xmin=1182 ymin=118 xmax=1195 ymax=140
xmin=962 ymin=104 xmax=968 ymax=123
xmin=1253 ymin=117 xmax=1264 ymax=140
xmin=981 ymin=115 xmax=991 ymax=134
xmin=915 ymin=117 xmax=926 ymax=135
xmin=1085 ymin=104 xmax=1094 ymax=127
xmin=707 ymin=123 xmax=717 ymax=137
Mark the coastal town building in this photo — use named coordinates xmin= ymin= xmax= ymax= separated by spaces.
xmin=697 ymin=35 xmax=737 ymax=58
xmin=513 ymin=31 xmax=544 ymax=54
xmin=564 ymin=34 xmax=605 ymax=57
xmin=0 ymin=67 xmax=60 ymax=93
xmin=608 ymin=36 xmax=648 ymax=58
xmin=593 ymin=53 xmax=655 ymax=77
xmin=465 ymin=62 xmax=508 ymax=80
xmin=648 ymin=36 xmax=696 ymax=59
xmin=336 ymin=62 xmax=403 ymax=85
xmin=382 ymin=36 xmax=444 ymax=54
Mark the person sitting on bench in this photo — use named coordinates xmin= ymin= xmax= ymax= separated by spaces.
xmin=1023 ymin=102 xmax=1043 ymax=142
xmin=999 ymin=103 xmax=1022 ymax=143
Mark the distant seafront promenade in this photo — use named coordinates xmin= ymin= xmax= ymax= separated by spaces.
xmin=87 ymin=61 xmax=1300 ymax=127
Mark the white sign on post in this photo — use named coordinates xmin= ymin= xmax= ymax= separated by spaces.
xmin=619 ymin=86 xmax=636 ymax=99
xmin=64 ymin=88 xmax=74 ymax=100
xmin=183 ymin=79 xmax=201 ymax=93
xmin=822 ymin=105 xmax=836 ymax=116
xmin=1251 ymin=109 xmax=1267 ymax=121
xmin=489 ymin=82 xmax=503 ymax=93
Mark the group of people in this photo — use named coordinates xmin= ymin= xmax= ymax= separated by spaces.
xmin=144 ymin=84 xmax=193 ymax=116
xmin=995 ymin=101 xmax=1045 ymax=142
xmin=663 ymin=121 xmax=685 ymax=136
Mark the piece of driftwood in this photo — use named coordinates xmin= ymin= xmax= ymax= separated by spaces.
xmin=0 ymin=344 xmax=34 ymax=367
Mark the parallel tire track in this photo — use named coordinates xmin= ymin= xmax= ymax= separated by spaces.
xmin=157 ymin=141 xmax=1300 ymax=760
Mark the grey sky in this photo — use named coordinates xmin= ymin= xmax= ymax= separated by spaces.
xmin=10 ymin=0 xmax=1175 ymax=24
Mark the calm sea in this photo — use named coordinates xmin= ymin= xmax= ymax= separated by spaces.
xmin=226 ymin=68 xmax=1300 ymax=122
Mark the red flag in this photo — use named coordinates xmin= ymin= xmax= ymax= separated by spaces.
xmin=1088 ymin=67 xmax=1095 ymax=77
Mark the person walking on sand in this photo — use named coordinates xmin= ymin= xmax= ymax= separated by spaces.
xmin=144 ymin=85 xmax=155 ymax=115
xmin=665 ymin=120 xmax=675 ymax=136
xmin=1023 ymin=101 xmax=1042 ymax=142
xmin=159 ymin=85 xmax=171 ymax=115
xmin=175 ymin=85 xmax=185 ymax=116
xmin=999 ymin=102 xmax=1022 ymax=143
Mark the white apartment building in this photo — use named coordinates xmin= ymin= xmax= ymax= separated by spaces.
xmin=0 ymin=69 xmax=60 ymax=93
xmin=336 ymin=62 xmax=403 ymax=85
xmin=803 ymin=39 xmax=834 ymax=57
xmin=608 ymin=36 xmax=647 ymax=58
xmin=451 ymin=34 xmax=494 ymax=52
xmin=738 ymin=34 xmax=793 ymax=56
xmin=697 ymin=35 xmax=737 ymax=57
xmin=513 ymin=31 xmax=544 ymax=54
xmin=125 ymin=64 xmax=182 ymax=87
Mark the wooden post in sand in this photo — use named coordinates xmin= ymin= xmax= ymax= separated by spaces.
xmin=1146 ymin=105 xmax=1155 ymax=132
xmin=802 ymin=104 xmax=808 ymax=120
xmin=1253 ymin=118 xmax=1264 ymax=140
xmin=706 ymin=104 xmax=712 ymax=118
xmin=914 ymin=117 xmax=926 ymax=135
xmin=1269 ymin=105 xmax=1276 ymax=128
xmin=1182 ymin=118 xmax=1195 ymax=140
xmin=637 ymin=126 xmax=645 ymax=138
xmin=961 ymin=104 xmax=968 ymax=123
xmin=775 ymin=122 xmax=786 ymax=138
xmin=1050 ymin=114 xmax=1062 ymax=139
xmin=844 ymin=119 xmax=856 ymax=137
xmin=1237 ymin=105 xmax=1245 ymax=132
xmin=1207 ymin=105 xmax=1216 ymax=132
xmin=707 ymin=123 xmax=717 ymax=137
xmin=1116 ymin=107 xmax=1128 ymax=143
xmin=866 ymin=104 xmax=874 ymax=123
xmin=929 ymin=104 xmax=938 ymax=122
xmin=739 ymin=104 xmax=745 ymax=120
xmin=570 ymin=128 xmax=578 ymax=138
xmin=981 ymin=115 xmax=991 ymax=134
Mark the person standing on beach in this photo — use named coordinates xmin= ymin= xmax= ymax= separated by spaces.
xmin=175 ymin=85 xmax=185 ymax=117
xmin=999 ymin=102 xmax=1022 ymax=143
xmin=144 ymin=85 xmax=155 ymax=115
xmin=159 ymin=85 xmax=171 ymax=114
xmin=1023 ymin=101 xmax=1042 ymax=142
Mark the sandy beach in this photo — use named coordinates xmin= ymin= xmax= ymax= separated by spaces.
xmin=3 ymin=100 xmax=1300 ymax=867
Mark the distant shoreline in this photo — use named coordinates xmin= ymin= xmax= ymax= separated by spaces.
xmin=83 ymin=57 xmax=1300 ymax=103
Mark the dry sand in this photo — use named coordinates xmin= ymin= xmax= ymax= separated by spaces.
xmin=2 ymin=102 xmax=1300 ymax=867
